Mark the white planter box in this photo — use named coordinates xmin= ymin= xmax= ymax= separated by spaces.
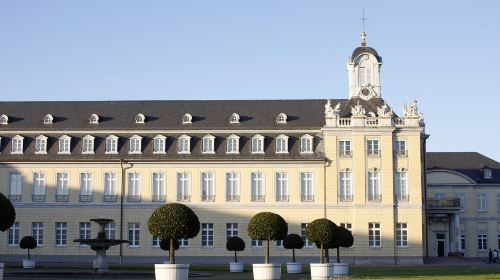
xmin=229 ymin=262 xmax=244 ymax=272
xmin=286 ymin=262 xmax=302 ymax=274
xmin=310 ymin=263 xmax=333 ymax=280
xmin=23 ymin=260 xmax=36 ymax=269
xmin=154 ymin=264 xmax=189 ymax=280
xmin=1 ymin=262 xmax=4 ymax=280
xmin=333 ymin=263 xmax=349 ymax=276
xmin=252 ymin=263 xmax=281 ymax=280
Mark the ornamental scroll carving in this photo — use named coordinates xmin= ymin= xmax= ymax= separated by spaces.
xmin=351 ymin=101 xmax=365 ymax=117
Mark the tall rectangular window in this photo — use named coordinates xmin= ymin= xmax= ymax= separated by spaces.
xmin=32 ymin=172 xmax=46 ymax=202
xmin=368 ymin=170 xmax=381 ymax=201
xmin=55 ymin=172 xmax=69 ymax=202
xmin=58 ymin=137 xmax=71 ymax=154
xmin=251 ymin=172 xmax=265 ymax=201
xmin=202 ymin=136 xmax=214 ymax=153
xmin=104 ymin=172 xmax=117 ymax=202
xmin=275 ymin=172 xmax=289 ymax=202
xmin=477 ymin=234 xmax=487 ymax=250
xmin=127 ymin=172 xmax=141 ymax=202
xmin=276 ymin=136 xmax=288 ymax=153
xmin=201 ymin=223 xmax=214 ymax=247
xmin=79 ymin=222 xmax=91 ymax=243
xmin=496 ymin=193 xmax=500 ymax=212
xmin=339 ymin=171 xmax=353 ymax=201
xmin=359 ymin=63 xmax=372 ymax=85
xmin=129 ymin=137 xmax=142 ymax=154
xmin=367 ymin=139 xmax=380 ymax=156
xmin=461 ymin=234 xmax=466 ymax=252
xmin=153 ymin=136 xmax=166 ymax=153
xmin=476 ymin=194 xmax=487 ymax=212
xmin=369 ymin=223 xmax=381 ymax=247
xmin=226 ymin=223 xmax=238 ymax=240
xmin=396 ymin=223 xmax=408 ymax=247
xmin=301 ymin=223 xmax=313 ymax=247
xmin=300 ymin=172 xmax=314 ymax=202
xmin=8 ymin=222 xmax=19 ymax=246
xmin=201 ymin=172 xmax=215 ymax=202
xmin=11 ymin=136 xmax=23 ymax=154
xmin=395 ymin=171 xmax=408 ymax=201
xmin=176 ymin=172 xmax=191 ymax=202
xmin=128 ymin=223 xmax=140 ymax=247
xmin=79 ymin=173 xmax=93 ymax=202
xmin=178 ymin=137 xmax=190 ymax=154
xmin=227 ymin=136 xmax=239 ymax=153
xmin=153 ymin=235 xmax=161 ymax=248
xmin=105 ymin=222 xmax=115 ymax=240
xmin=55 ymin=222 xmax=67 ymax=246
xmin=105 ymin=137 xmax=118 ymax=153
xmin=251 ymin=136 xmax=264 ymax=154
xmin=8 ymin=173 xmax=22 ymax=201
xmin=82 ymin=137 xmax=94 ymax=154
xmin=152 ymin=172 xmax=166 ymax=202
xmin=32 ymin=222 xmax=44 ymax=246
xmin=456 ymin=193 xmax=466 ymax=210
xmin=35 ymin=137 xmax=47 ymax=154
xmin=339 ymin=140 xmax=352 ymax=157
xmin=394 ymin=140 xmax=407 ymax=157
xmin=300 ymin=136 xmax=313 ymax=153
xmin=225 ymin=172 xmax=240 ymax=202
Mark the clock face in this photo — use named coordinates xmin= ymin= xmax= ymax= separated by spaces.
xmin=361 ymin=88 xmax=370 ymax=96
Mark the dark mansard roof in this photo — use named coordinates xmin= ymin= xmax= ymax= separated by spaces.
xmin=426 ymin=152 xmax=500 ymax=183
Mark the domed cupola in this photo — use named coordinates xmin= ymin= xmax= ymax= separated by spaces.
xmin=347 ymin=32 xmax=383 ymax=100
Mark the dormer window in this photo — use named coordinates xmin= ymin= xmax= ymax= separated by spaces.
xmin=182 ymin=114 xmax=192 ymax=124
xmin=227 ymin=134 xmax=240 ymax=154
xmin=43 ymin=114 xmax=54 ymax=125
xmin=483 ymin=168 xmax=493 ymax=179
xmin=35 ymin=135 xmax=48 ymax=154
xmin=105 ymin=135 xmax=119 ymax=154
xmin=202 ymin=135 xmax=215 ymax=154
xmin=82 ymin=135 xmax=95 ymax=154
xmin=229 ymin=113 xmax=240 ymax=124
xmin=58 ymin=135 xmax=71 ymax=154
xmin=135 ymin=113 xmax=145 ymax=124
xmin=178 ymin=135 xmax=191 ymax=154
xmin=153 ymin=135 xmax=166 ymax=154
xmin=129 ymin=135 xmax=142 ymax=154
xmin=251 ymin=134 xmax=265 ymax=154
xmin=11 ymin=135 xmax=24 ymax=154
xmin=276 ymin=135 xmax=289 ymax=154
xmin=0 ymin=114 xmax=8 ymax=125
xmin=89 ymin=114 xmax=99 ymax=124
xmin=300 ymin=134 xmax=314 ymax=154
xmin=276 ymin=113 xmax=287 ymax=124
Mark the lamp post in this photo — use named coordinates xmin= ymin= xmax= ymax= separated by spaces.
xmin=119 ymin=159 xmax=133 ymax=264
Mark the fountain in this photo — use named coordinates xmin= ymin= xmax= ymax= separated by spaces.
xmin=73 ymin=218 xmax=128 ymax=273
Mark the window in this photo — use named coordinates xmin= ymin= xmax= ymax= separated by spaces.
xmin=8 ymin=222 xmax=19 ymax=246
xmin=251 ymin=172 xmax=265 ymax=201
xmin=483 ymin=169 xmax=492 ymax=179
xmin=434 ymin=193 xmax=445 ymax=199
xmin=461 ymin=234 xmax=466 ymax=251
xmin=176 ymin=172 xmax=191 ymax=202
xmin=276 ymin=135 xmax=289 ymax=154
xmin=339 ymin=140 xmax=352 ymax=157
xmin=275 ymin=172 xmax=289 ymax=202
xmin=201 ymin=172 xmax=215 ymax=202
xmin=368 ymin=170 xmax=381 ymax=201
xmin=456 ymin=193 xmax=466 ymax=210
xmin=369 ymin=223 xmax=381 ymax=247
xmin=79 ymin=173 xmax=93 ymax=202
xmin=201 ymin=223 xmax=214 ymax=247
xmin=32 ymin=222 xmax=44 ymax=246
xmin=367 ymin=139 xmax=380 ymax=156
xmin=202 ymin=135 xmax=215 ymax=154
xmin=129 ymin=135 xmax=142 ymax=154
xmin=0 ymin=114 xmax=8 ymax=125
xmin=339 ymin=170 xmax=353 ymax=202
xmin=395 ymin=170 xmax=408 ymax=201
xmin=396 ymin=223 xmax=408 ymax=247
xmin=127 ymin=172 xmax=141 ymax=202
xmin=43 ymin=114 xmax=53 ymax=124
xmin=226 ymin=172 xmax=240 ymax=202
xmin=55 ymin=222 xmax=67 ymax=246
xmin=79 ymin=222 xmax=91 ymax=243
xmin=152 ymin=172 xmax=166 ymax=202
xmin=56 ymin=172 xmax=69 ymax=202
xmin=105 ymin=135 xmax=118 ymax=154
xmin=178 ymin=135 xmax=191 ymax=154
xmin=135 ymin=113 xmax=145 ymax=124
xmin=251 ymin=135 xmax=265 ymax=154
xmin=276 ymin=113 xmax=287 ymax=124
xmin=477 ymin=234 xmax=487 ymax=250
xmin=300 ymin=134 xmax=313 ymax=153
xmin=89 ymin=113 xmax=99 ymax=124
xmin=227 ymin=135 xmax=240 ymax=154
xmin=300 ymin=172 xmax=314 ymax=202
xmin=104 ymin=172 xmax=117 ymax=202
xmin=8 ymin=173 xmax=22 ymax=202
xmin=58 ymin=135 xmax=71 ymax=154
xmin=301 ymin=223 xmax=313 ymax=247
xmin=229 ymin=113 xmax=240 ymax=124
xmin=340 ymin=223 xmax=352 ymax=231
xmin=153 ymin=135 xmax=166 ymax=154
xmin=128 ymin=223 xmax=140 ymax=247
xmin=358 ymin=56 xmax=372 ymax=85
xmin=105 ymin=222 xmax=115 ymax=239
xmin=394 ymin=140 xmax=407 ymax=157
xmin=179 ymin=238 xmax=189 ymax=248
xmin=82 ymin=135 xmax=94 ymax=154
xmin=181 ymin=113 xmax=192 ymax=124
xmin=497 ymin=193 xmax=500 ymax=211
xmin=11 ymin=135 xmax=24 ymax=154
xmin=226 ymin=223 xmax=238 ymax=240
xmin=35 ymin=135 xmax=47 ymax=154
xmin=252 ymin=240 xmax=263 ymax=247
xmin=32 ymin=172 xmax=46 ymax=202
xmin=153 ymin=236 xmax=161 ymax=248
xmin=476 ymin=194 xmax=487 ymax=212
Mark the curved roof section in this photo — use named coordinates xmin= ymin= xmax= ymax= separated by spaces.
xmin=351 ymin=47 xmax=381 ymax=62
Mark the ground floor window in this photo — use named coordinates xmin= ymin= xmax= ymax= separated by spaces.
xmin=8 ymin=222 xmax=19 ymax=246
xmin=252 ymin=240 xmax=263 ymax=247
xmin=369 ymin=223 xmax=381 ymax=247
xmin=79 ymin=222 xmax=91 ymax=246
xmin=396 ymin=223 xmax=408 ymax=247
xmin=105 ymin=222 xmax=115 ymax=240
xmin=226 ymin=223 xmax=238 ymax=240
xmin=340 ymin=223 xmax=352 ymax=231
xmin=128 ymin=223 xmax=140 ymax=247
xmin=55 ymin=222 xmax=67 ymax=246
xmin=461 ymin=234 xmax=467 ymax=251
xmin=477 ymin=234 xmax=487 ymax=250
xmin=201 ymin=223 xmax=214 ymax=247
xmin=301 ymin=223 xmax=314 ymax=247
xmin=153 ymin=235 xmax=160 ymax=248
xmin=32 ymin=222 xmax=44 ymax=246
xmin=179 ymin=238 xmax=189 ymax=248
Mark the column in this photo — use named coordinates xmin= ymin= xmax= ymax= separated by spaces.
xmin=455 ymin=214 xmax=461 ymax=254
xmin=449 ymin=214 xmax=456 ymax=253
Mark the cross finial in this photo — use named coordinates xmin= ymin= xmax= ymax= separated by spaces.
xmin=359 ymin=9 xmax=368 ymax=46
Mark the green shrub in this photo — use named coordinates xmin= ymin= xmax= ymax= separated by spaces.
xmin=331 ymin=226 xmax=354 ymax=263
xmin=283 ymin=234 xmax=304 ymax=263
xmin=248 ymin=212 xmax=287 ymax=263
xmin=19 ymin=236 xmax=37 ymax=260
xmin=0 ymin=192 xmax=16 ymax=232
xmin=305 ymin=218 xmax=336 ymax=263
xmin=148 ymin=203 xmax=200 ymax=264
xmin=226 ymin=236 xmax=245 ymax=263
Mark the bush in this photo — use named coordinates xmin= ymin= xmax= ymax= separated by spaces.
xmin=283 ymin=234 xmax=304 ymax=263
xmin=305 ymin=218 xmax=336 ymax=263
xmin=160 ymin=238 xmax=179 ymax=251
xmin=148 ymin=203 xmax=200 ymax=264
xmin=248 ymin=212 xmax=288 ymax=264
xmin=19 ymin=236 xmax=37 ymax=260
xmin=331 ymin=226 xmax=354 ymax=263
xmin=0 ymin=192 xmax=16 ymax=232
xmin=226 ymin=236 xmax=245 ymax=262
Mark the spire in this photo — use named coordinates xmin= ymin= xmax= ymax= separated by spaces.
xmin=361 ymin=32 xmax=367 ymax=47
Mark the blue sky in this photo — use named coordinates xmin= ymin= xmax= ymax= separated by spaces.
xmin=0 ymin=1 xmax=499 ymax=160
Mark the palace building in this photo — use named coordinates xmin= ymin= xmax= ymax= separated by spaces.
xmin=1 ymin=33 xmax=429 ymax=264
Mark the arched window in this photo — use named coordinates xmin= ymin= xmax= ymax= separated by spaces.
xmin=178 ymin=135 xmax=191 ymax=154
xmin=182 ymin=114 xmax=192 ymax=124
xmin=202 ymin=135 xmax=215 ymax=154
xmin=275 ymin=135 xmax=289 ymax=154
xmin=357 ymin=55 xmax=372 ymax=86
xmin=105 ymin=135 xmax=119 ymax=154
xmin=300 ymin=134 xmax=314 ymax=154
xmin=276 ymin=113 xmax=287 ymax=124
xmin=226 ymin=134 xmax=240 ymax=154
xmin=11 ymin=135 xmax=24 ymax=154
xmin=229 ymin=113 xmax=240 ymax=124
xmin=153 ymin=135 xmax=166 ymax=154
xmin=89 ymin=114 xmax=99 ymax=124
xmin=0 ymin=114 xmax=8 ymax=125
xmin=58 ymin=135 xmax=71 ymax=154
xmin=35 ymin=135 xmax=48 ymax=154
xmin=135 ymin=113 xmax=145 ymax=124
xmin=129 ymin=135 xmax=142 ymax=154
xmin=43 ymin=114 xmax=54 ymax=125
xmin=82 ymin=135 xmax=95 ymax=154
xmin=251 ymin=134 xmax=265 ymax=154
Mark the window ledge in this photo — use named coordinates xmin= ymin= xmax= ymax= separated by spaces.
xmin=226 ymin=151 xmax=240 ymax=154
xmin=275 ymin=151 xmax=289 ymax=154
xmin=251 ymin=151 xmax=265 ymax=155
xmin=300 ymin=151 xmax=314 ymax=154
xmin=153 ymin=151 xmax=166 ymax=154
xmin=178 ymin=151 xmax=191 ymax=154
xmin=11 ymin=152 xmax=23 ymax=155
xmin=58 ymin=152 xmax=71 ymax=155
xmin=202 ymin=151 xmax=216 ymax=154
xmin=35 ymin=151 xmax=47 ymax=155
xmin=82 ymin=151 xmax=94 ymax=155
xmin=105 ymin=151 xmax=118 ymax=154
xmin=129 ymin=151 xmax=142 ymax=155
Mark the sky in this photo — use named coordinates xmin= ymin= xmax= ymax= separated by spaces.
xmin=0 ymin=1 xmax=499 ymax=160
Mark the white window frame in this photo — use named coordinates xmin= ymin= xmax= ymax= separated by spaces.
xmin=105 ymin=222 xmax=115 ymax=239
xmin=152 ymin=172 xmax=166 ymax=202
xmin=275 ymin=135 xmax=289 ymax=154
xmin=358 ymin=57 xmax=372 ymax=86
xmin=251 ymin=172 xmax=265 ymax=202
xmin=105 ymin=135 xmax=119 ymax=154
xmin=129 ymin=135 xmax=142 ymax=154
xmin=79 ymin=172 xmax=93 ymax=195
xmin=11 ymin=135 xmax=24 ymax=154
xmin=339 ymin=170 xmax=353 ymax=201
xmin=226 ymin=134 xmax=240 ymax=154
xmin=369 ymin=222 xmax=381 ymax=247
xmin=79 ymin=222 xmax=92 ymax=244
xmin=395 ymin=170 xmax=408 ymax=201
xmin=181 ymin=113 xmax=192 ymax=124
xmin=276 ymin=113 xmax=287 ymax=124
xmin=153 ymin=235 xmax=161 ymax=248
xmin=153 ymin=135 xmax=166 ymax=154
xmin=251 ymin=134 xmax=265 ymax=154
xmin=396 ymin=223 xmax=408 ymax=247
xmin=32 ymin=222 xmax=44 ymax=246
xmin=135 ymin=113 xmax=145 ymax=124
xmin=394 ymin=140 xmax=407 ymax=157
xmin=201 ymin=223 xmax=214 ymax=248
xmin=104 ymin=172 xmax=117 ymax=196
xmin=367 ymin=139 xmax=380 ymax=156
xmin=339 ymin=140 xmax=352 ymax=157
xmin=32 ymin=172 xmax=46 ymax=197
xmin=58 ymin=135 xmax=71 ymax=154
xmin=89 ymin=113 xmax=99 ymax=124
xmin=55 ymin=222 xmax=67 ymax=247
xmin=225 ymin=172 xmax=240 ymax=202
xmin=201 ymin=172 xmax=215 ymax=202
xmin=476 ymin=193 xmax=487 ymax=212
xmin=226 ymin=223 xmax=239 ymax=239
xmin=461 ymin=233 xmax=467 ymax=252
xmin=56 ymin=172 xmax=69 ymax=196
xmin=300 ymin=172 xmax=314 ymax=202
xmin=229 ymin=113 xmax=240 ymax=124
xmin=456 ymin=193 xmax=466 ymax=211
xmin=8 ymin=222 xmax=20 ymax=246
xmin=178 ymin=135 xmax=191 ymax=154
xmin=275 ymin=172 xmax=289 ymax=201
xmin=176 ymin=172 xmax=191 ymax=202
xmin=127 ymin=172 xmax=142 ymax=200
xmin=43 ymin=114 xmax=53 ymax=124
xmin=202 ymin=135 xmax=215 ymax=154
xmin=0 ymin=114 xmax=8 ymax=125
xmin=300 ymin=134 xmax=314 ymax=154
xmin=8 ymin=173 xmax=23 ymax=198
xmin=301 ymin=223 xmax=313 ymax=247
xmin=128 ymin=223 xmax=140 ymax=247
xmin=35 ymin=135 xmax=48 ymax=154
xmin=82 ymin=135 xmax=95 ymax=154
xmin=477 ymin=234 xmax=488 ymax=250
xmin=368 ymin=169 xmax=381 ymax=201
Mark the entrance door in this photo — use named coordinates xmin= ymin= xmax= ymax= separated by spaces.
xmin=436 ymin=233 xmax=447 ymax=257
xmin=437 ymin=240 xmax=445 ymax=257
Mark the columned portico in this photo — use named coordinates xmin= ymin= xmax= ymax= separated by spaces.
xmin=427 ymin=198 xmax=461 ymax=257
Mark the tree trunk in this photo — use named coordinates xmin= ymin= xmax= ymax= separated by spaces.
xmin=320 ymin=244 xmax=324 ymax=264
xmin=28 ymin=248 xmax=31 ymax=260
xmin=292 ymin=248 xmax=296 ymax=263
xmin=234 ymin=250 xmax=238 ymax=263
xmin=337 ymin=247 xmax=340 ymax=263
xmin=265 ymin=240 xmax=270 ymax=264
xmin=169 ymin=238 xmax=175 ymax=264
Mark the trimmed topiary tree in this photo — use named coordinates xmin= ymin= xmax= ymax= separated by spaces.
xmin=0 ymin=192 xmax=16 ymax=232
xmin=305 ymin=218 xmax=336 ymax=263
xmin=248 ymin=212 xmax=288 ymax=264
xmin=331 ymin=226 xmax=354 ymax=263
xmin=160 ymin=238 xmax=180 ymax=254
xmin=148 ymin=203 xmax=200 ymax=264
xmin=283 ymin=234 xmax=304 ymax=263
xmin=19 ymin=236 xmax=37 ymax=260
xmin=226 ymin=236 xmax=245 ymax=263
